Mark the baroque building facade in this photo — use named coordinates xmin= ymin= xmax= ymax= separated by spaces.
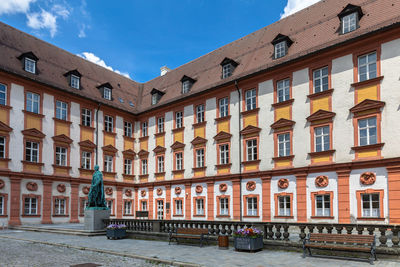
xmin=1 ymin=0 xmax=400 ymax=226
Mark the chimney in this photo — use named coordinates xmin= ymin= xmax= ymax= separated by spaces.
xmin=160 ymin=66 xmax=171 ymax=76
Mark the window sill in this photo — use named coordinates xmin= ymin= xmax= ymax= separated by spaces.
xmin=311 ymin=216 xmax=334 ymax=219
xmin=53 ymin=117 xmax=72 ymax=125
xmin=272 ymin=155 xmax=295 ymax=161
xmin=357 ymin=217 xmax=385 ymax=221
xmin=52 ymin=214 xmax=69 ymax=217
xmin=193 ymin=214 xmax=206 ymax=217
xmin=271 ymin=99 xmax=294 ymax=108
xmin=79 ymin=124 xmax=95 ymax=131
xmin=102 ymin=130 xmax=116 ymax=136
xmin=0 ymin=215 xmax=8 ymax=218
xmin=139 ymin=136 xmax=149 ymax=142
xmin=192 ymin=121 xmax=207 ymax=128
xmin=21 ymin=161 xmax=44 ymax=166
xmin=22 ymin=110 xmax=45 ymax=118
xmin=78 ymin=168 xmax=94 ymax=173
xmin=308 ymin=150 xmax=336 ymax=157
xmin=52 ymin=164 xmax=72 ymax=170
xmin=242 ymin=160 xmax=261 ymax=165
xmin=274 ymin=216 xmax=294 ymax=219
xmin=215 ymin=163 xmax=232 ymax=168
xmin=0 ymin=104 xmax=12 ymax=110
xmin=122 ymin=174 xmax=135 ymax=180
xmin=215 ymin=115 xmax=231 ymax=122
xmin=351 ymin=76 xmax=384 ymax=88
xmin=173 ymin=214 xmax=184 ymax=217
xmin=21 ymin=214 xmax=41 ymax=217
xmin=155 ymin=172 xmax=166 ymax=175
xmin=243 ymin=215 xmax=260 ymax=218
xmin=352 ymin=143 xmax=384 ymax=152
xmin=192 ymin=166 xmax=207 ymax=171
xmin=307 ymin=89 xmax=334 ymax=99
xmin=139 ymin=174 xmax=149 ymax=179
xmin=103 ymin=171 xmax=117 ymax=176
xmin=123 ymin=136 xmax=135 ymax=141
xmin=172 ymin=127 xmax=185 ymax=133
xmin=0 ymin=158 xmax=11 ymax=162
xmin=123 ymin=214 xmax=134 ymax=217
xmin=172 ymin=169 xmax=185 ymax=174
xmin=154 ymin=132 xmax=166 ymax=137
xmin=240 ymin=108 xmax=259 ymax=116
xmin=216 ymin=215 xmax=230 ymax=218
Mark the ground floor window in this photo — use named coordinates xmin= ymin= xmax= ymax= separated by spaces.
xmin=278 ymin=196 xmax=291 ymax=216
xmin=157 ymin=200 xmax=164 ymax=219
xmin=362 ymin=193 xmax=380 ymax=217
xmin=106 ymin=200 xmax=113 ymax=214
xmin=315 ymin=194 xmax=330 ymax=217
xmin=124 ymin=201 xmax=132 ymax=215
xmin=220 ymin=198 xmax=229 ymax=216
xmin=0 ymin=196 xmax=3 ymax=215
xmin=0 ymin=136 xmax=5 ymax=158
xmin=24 ymin=197 xmax=37 ymax=215
xmin=54 ymin=198 xmax=66 ymax=215
xmin=175 ymin=199 xmax=183 ymax=215
xmin=196 ymin=198 xmax=204 ymax=215
xmin=247 ymin=197 xmax=257 ymax=216
xmin=141 ymin=201 xmax=147 ymax=211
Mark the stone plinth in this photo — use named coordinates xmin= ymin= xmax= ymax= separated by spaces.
xmin=84 ymin=209 xmax=111 ymax=231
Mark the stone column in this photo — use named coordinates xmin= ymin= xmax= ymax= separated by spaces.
xmin=69 ymin=181 xmax=79 ymax=223
xmin=41 ymin=180 xmax=53 ymax=224
xmin=261 ymin=176 xmax=271 ymax=222
xmin=116 ymin=186 xmax=123 ymax=219
xmin=207 ymin=181 xmax=214 ymax=220
xmin=8 ymin=176 xmax=21 ymax=226
xmin=185 ymin=182 xmax=191 ymax=220
xmin=337 ymin=167 xmax=351 ymax=223
xmin=296 ymin=172 xmax=308 ymax=223
xmin=387 ymin=165 xmax=400 ymax=224
xmin=232 ymin=178 xmax=241 ymax=221
xmin=165 ymin=184 xmax=171 ymax=220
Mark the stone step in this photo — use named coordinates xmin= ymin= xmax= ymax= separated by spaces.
xmin=9 ymin=225 xmax=105 ymax=236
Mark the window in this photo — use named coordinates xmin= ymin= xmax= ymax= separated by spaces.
xmin=25 ymin=141 xmax=39 ymax=163
xmin=219 ymin=144 xmax=229 ymax=165
xmin=141 ymin=201 xmax=147 ymax=211
xmin=24 ymin=197 xmax=37 ymax=215
xmin=358 ymin=52 xmax=377 ymax=82
xmin=196 ymin=104 xmax=205 ymax=123
xmin=0 ymin=196 xmax=3 ymax=215
xmin=275 ymin=41 xmax=287 ymax=59
xmin=103 ymin=87 xmax=112 ymax=100
xmin=124 ymin=122 xmax=132 ymax=137
xmin=157 ymin=200 xmax=164 ymax=219
xmin=54 ymin=198 xmax=66 ymax=215
xmin=278 ymin=196 xmax=291 ymax=216
xmin=175 ymin=152 xmax=183 ymax=170
xmin=219 ymin=97 xmax=229 ymax=117
xmin=196 ymin=148 xmax=204 ymax=168
xmin=152 ymin=94 xmax=159 ymax=105
xmin=175 ymin=199 xmax=183 ymax=215
xmin=142 ymin=122 xmax=148 ymax=137
xmin=196 ymin=198 xmax=204 ymax=215
xmin=175 ymin=112 xmax=183 ymax=128
xmin=245 ymin=89 xmax=257 ymax=111
xmin=104 ymin=155 xmax=113 ymax=172
xmin=182 ymin=80 xmax=191 ymax=94
xmin=26 ymin=92 xmax=40 ymax=114
xmin=124 ymin=159 xmax=132 ymax=175
xmin=220 ymin=198 xmax=229 ymax=216
xmin=141 ymin=159 xmax=148 ymax=175
xmin=246 ymin=139 xmax=257 ymax=161
xmin=124 ymin=201 xmax=132 ymax=215
xmin=81 ymin=108 xmax=92 ymax=127
xmin=56 ymin=101 xmax=68 ymax=120
xmin=24 ymin=58 xmax=36 ymax=73
xmin=358 ymin=117 xmax=377 ymax=146
xmin=157 ymin=117 xmax=164 ymax=133
xmin=106 ymin=200 xmax=113 ymax=213
xmin=362 ymin=193 xmax=380 ymax=217
xmin=0 ymin=83 xmax=7 ymax=105
xmin=315 ymin=195 xmax=331 ymax=217
xmin=313 ymin=67 xmax=329 ymax=93
xmin=70 ymin=75 xmax=80 ymax=89
xmin=247 ymin=197 xmax=257 ymax=216
xmin=55 ymin=147 xmax=67 ymax=166
xmin=0 ymin=136 xmax=5 ymax=158
xmin=157 ymin=155 xmax=164 ymax=173
xmin=315 ymin=126 xmax=330 ymax=152
xmin=277 ymin=79 xmax=290 ymax=103
xmin=278 ymin=133 xmax=290 ymax=157
xmin=222 ymin=63 xmax=233 ymax=79
xmin=342 ymin=12 xmax=357 ymax=34
xmin=81 ymin=151 xmax=91 ymax=169
xmin=104 ymin=115 xmax=114 ymax=132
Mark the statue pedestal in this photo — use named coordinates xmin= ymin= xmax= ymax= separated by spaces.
xmin=84 ymin=209 xmax=111 ymax=231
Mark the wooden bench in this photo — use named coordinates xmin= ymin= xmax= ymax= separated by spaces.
xmin=169 ymin=228 xmax=209 ymax=247
xmin=303 ymin=233 xmax=377 ymax=264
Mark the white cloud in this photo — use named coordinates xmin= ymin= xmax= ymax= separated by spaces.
xmin=52 ymin=4 xmax=70 ymax=19
xmin=78 ymin=52 xmax=131 ymax=79
xmin=27 ymin=9 xmax=57 ymax=37
xmin=0 ymin=0 xmax=36 ymax=15
xmin=78 ymin=24 xmax=87 ymax=38
xmin=280 ymin=0 xmax=321 ymax=19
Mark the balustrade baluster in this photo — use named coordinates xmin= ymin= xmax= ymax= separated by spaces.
xmin=379 ymin=227 xmax=388 ymax=247
xmin=345 ymin=226 xmax=354 ymax=235
xmin=326 ymin=226 xmax=333 ymax=234
xmin=267 ymin=225 xmax=274 ymax=240
xmin=317 ymin=225 xmax=324 ymax=233
xmin=391 ymin=227 xmax=399 ymax=247
xmin=282 ymin=225 xmax=289 ymax=241
xmin=335 ymin=226 xmax=343 ymax=234
xmin=299 ymin=225 xmax=306 ymax=241
xmin=275 ymin=225 xmax=282 ymax=240
xmin=367 ymin=226 xmax=375 ymax=235
xmin=356 ymin=225 xmax=364 ymax=235
xmin=307 ymin=225 xmax=315 ymax=234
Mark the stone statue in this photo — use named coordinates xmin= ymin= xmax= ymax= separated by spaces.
xmin=86 ymin=165 xmax=108 ymax=209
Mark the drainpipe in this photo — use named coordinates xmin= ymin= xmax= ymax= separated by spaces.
xmin=235 ymin=80 xmax=242 ymax=222
xmin=95 ymin=103 xmax=102 ymax=166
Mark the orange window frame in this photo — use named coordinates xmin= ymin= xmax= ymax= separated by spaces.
xmin=243 ymin=136 xmax=259 ymax=161
xmin=310 ymin=191 xmax=334 ymax=219
xmin=273 ymin=76 xmax=292 ymax=104
xmin=242 ymin=88 xmax=258 ymax=112
xmin=216 ymin=195 xmax=231 ymax=217
xmin=243 ymin=194 xmax=260 ymax=218
xmin=273 ymin=130 xmax=293 ymax=158
xmin=52 ymin=196 xmax=69 ymax=217
xmin=356 ymin=189 xmax=384 ymax=220
xmin=22 ymin=194 xmax=42 ymax=217
xmin=123 ymin=199 xmax=134 ymax=216
xmin=193 ymin=196 xmax=206 ymax=217
xmin=217 ymin=142 xmax=230 ymax=165
xmin=173 ymin=197 xmax=184 ymax=217
xmin=274 ymin=192 xmax=293 ymax=218
xmin=217 ymin=95 xmax=230 ymax=118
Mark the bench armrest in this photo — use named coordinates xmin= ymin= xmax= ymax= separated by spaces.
xmin=303 ymin=233 xmax=310 ymax=246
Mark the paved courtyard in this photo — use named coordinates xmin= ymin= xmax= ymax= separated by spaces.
xmin=1 ymin=229 xmax=400 ymax=267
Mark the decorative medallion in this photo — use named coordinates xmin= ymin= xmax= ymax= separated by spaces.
xmin=157 ymin=188 xmax=163 ymax=196
xmin=315 ymin=176 xmax=329 ymax=188
xmin=246 ymin=181 xmax=256 ymax=191
xmin=175 ymin=187 xmax=182 ymax=195
xmin=360 ymin=172 xmax=376 ymax=185
xmin=57 ymin=183 xmax=66 ymax=193
xmin=125 ymin=189 xmax=132 ymax=197
xmin=277 ymin=179 xmax=289 ymax=189
xmin=82 ymin=186 xmax=90 ymax=195
xmin=141 ymin=190 xmax=146 ymax=197
xmin=26 ymin=182 xmax=38 ymax=191
xmin=195 ymin=185 xmax=203 ymax=194
xmin=0 ymin=179 xmax=4 ymax=189
xmin=219 ymin=183 xmax=228 ymax=193
xmin=105 ymin=187 xmax=113 ymax=196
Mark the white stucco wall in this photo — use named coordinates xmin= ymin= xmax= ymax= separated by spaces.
xmin=241 ymin=178 xmax=262 ymax=222
xmin=270 ymin=175 xmax=297 ymax=222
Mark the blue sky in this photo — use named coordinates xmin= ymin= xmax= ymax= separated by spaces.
xmin=0 ymin=0 xmax=320 ymax=82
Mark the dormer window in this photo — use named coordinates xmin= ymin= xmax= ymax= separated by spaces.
xmin=150 ymin=88 xmax=165 ymax=105
xmin=97 ymin=83 xmax=113 ymax=100
xmin=70 ymin=75 xmax=80 ymax=89
xmin=220 ymin=58 xmax=239 ymax=79
xmin=18 ymin=52 xmax=39 ymax=74
xmin=271 ymin=34 xmax=293 ymax=59
xmin=64 ymin=70 xmax=82 ymax=89
xmin=338 ymin=4 xmax=363 ymax=34
xmin=181 ymin=75 xmax=196 ymax=94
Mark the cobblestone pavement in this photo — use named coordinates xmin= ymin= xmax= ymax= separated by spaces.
xmin=1 ymin=229 xmax=400 ymax=267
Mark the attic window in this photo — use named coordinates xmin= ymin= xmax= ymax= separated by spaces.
xmin=151 ymin=88 xmax=165 ymax=105
xmin=271 ymin=34 xmax=293 ymax=59
xmin=18 ymin=52 xmax=39 ymax=74
xmin=129 ymin=101 xmax=134 ymax=107
xmin=118 ymin=98 xmax=124 ymax=103
xmin=64 ymin=70 xmax=82 ymax=89
xmin=338 ymin=4 xmax=363 ymax=34
xmin=181 ymin=75 xmax=196 ymax=94
xmin=220 ymin=58 xmax=239 ymax=79
xmin=97 ymin=83 xmax=113 ymax=100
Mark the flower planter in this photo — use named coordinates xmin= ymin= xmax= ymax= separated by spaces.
xmin=106 ymin=228 xmax=126 ymax=240
xmin=234 ymin=236 xmax=263 ymax=252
